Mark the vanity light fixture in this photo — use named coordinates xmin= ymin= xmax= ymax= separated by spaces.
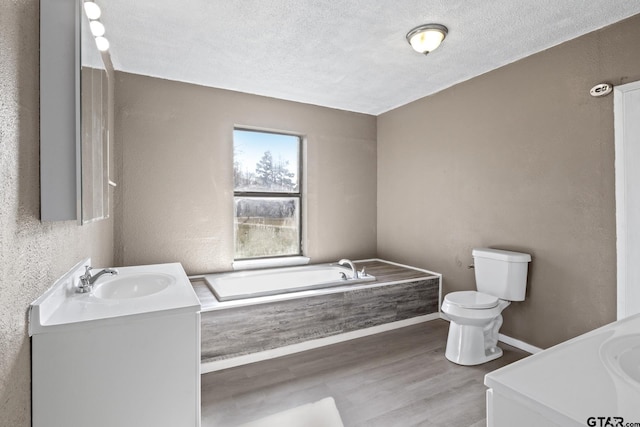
xmin=89 ymin=20 xmax=105 ymax=37
xmin=406 ymin=23 xmax=448 ymax=55
xmin=94 ymin=36 xmax=110 ymax=52
xmin=83 ymin=1 xmax=101 ymax=20
xmin=83 ymin=1 xmax=109 ymax=51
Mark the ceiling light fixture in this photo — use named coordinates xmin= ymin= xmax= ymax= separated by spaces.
xmin=406 ymin=24 xmax=448 ymax=55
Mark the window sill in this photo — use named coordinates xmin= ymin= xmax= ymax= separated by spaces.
xmin=232 ymin=256 xmax=311 ymax=271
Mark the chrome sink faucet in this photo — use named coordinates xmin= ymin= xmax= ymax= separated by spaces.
xmin=338 ymin=259 xmax=358 ymax=280
xmin=77 ymin=266 xmax=118 ymax=293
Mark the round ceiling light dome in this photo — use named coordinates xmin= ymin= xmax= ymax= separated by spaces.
xmin=406 ymin=24 xmax=448 ymax=55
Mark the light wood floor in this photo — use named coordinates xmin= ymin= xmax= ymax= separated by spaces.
xmin=201 ymin=319 xmax=529 ymax=427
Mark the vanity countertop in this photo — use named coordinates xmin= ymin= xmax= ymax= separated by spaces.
xmin=29 ymin=260 xmax=201 ymax=335
xmin=485 ymin=313 xmax=640 ymax=425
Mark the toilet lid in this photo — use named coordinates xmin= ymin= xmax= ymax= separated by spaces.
xmin=444 ymin=291 xmax=499 ymax=309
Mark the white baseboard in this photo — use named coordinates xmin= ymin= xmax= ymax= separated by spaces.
xmin=498 ymin=333 xmax=543 ymax=354
xmin=201 ymin=313 xmax=441 ymax=374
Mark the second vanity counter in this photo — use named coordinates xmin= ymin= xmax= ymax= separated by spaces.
xmin=485 ymin=313 xmax=640 ymax=426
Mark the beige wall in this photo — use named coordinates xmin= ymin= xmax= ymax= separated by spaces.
xmin=2 ymin=1 xmax=637 ymax=423
xmin=0 ymin=1 xmax=115 ymax=425
xmin=378 ymin=14 xmax=640 ymax=349
xmin=114 ymin=73 xmax=377 ymax=274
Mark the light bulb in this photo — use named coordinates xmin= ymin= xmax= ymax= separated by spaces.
xmin=95 ymin=36 xmax=109 ymax=51
xmin=409 ymin=30 xmax=445 ymax=54
xmin=89 ymin=20 xmax=105 ymax=37
xmin=83 ymin=2 xmax=101 ymax=20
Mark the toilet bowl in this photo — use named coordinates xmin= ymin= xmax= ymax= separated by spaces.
xmin=442 ymin=248 xmax=531 ymax=366
xmin=442 ymin=291 xmax=510 ymax=365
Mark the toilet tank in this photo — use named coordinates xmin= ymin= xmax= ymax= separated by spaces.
xmin=473 ymin=248 xmax=531 ymax=301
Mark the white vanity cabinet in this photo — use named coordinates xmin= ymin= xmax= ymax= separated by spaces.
xmin=30 ymin=261 xmax=201 ymax=427
xmin=485 ymin=314 xmax=640 ymax=427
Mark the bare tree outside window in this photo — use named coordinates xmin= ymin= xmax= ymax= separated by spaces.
xmin=233 ymin=129 xmax=301 ymax=259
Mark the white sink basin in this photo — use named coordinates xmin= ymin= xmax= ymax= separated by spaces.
xmin=93 ymin=273 xmax=174 ymax=299
xmin=600 ymin=333 xmax=640 ymax=388
xmin=29 ymin=260 xmax=201 ymax=336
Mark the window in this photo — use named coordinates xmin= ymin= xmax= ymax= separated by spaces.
xmin=233 ymin=129 xmax=302 ymax=259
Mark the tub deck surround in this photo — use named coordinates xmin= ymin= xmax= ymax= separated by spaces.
xmin=205 ymin=264 xmax=377 ymax=302
xmin=192 ymin=259 xmax=440 ymax=310
xmin=190 ymin=259 xmax=442 ymax=368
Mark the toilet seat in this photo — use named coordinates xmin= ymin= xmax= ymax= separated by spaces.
xmin=444 ymin=291 xmax=499 ymax=309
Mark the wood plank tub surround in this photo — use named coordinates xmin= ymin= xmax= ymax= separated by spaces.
xmin=191 ymin=259 xmax=442 ymax=366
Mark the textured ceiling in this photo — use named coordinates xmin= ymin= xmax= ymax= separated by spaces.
xmin=99 ymin=0 xmax=640 ymax=115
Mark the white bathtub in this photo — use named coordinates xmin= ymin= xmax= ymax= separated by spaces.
xmin=205 ymin=264 xmax=376 ymax=301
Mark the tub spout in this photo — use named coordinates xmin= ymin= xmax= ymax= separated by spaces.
xmin=338 ymin=259 xmax=358 ymax=279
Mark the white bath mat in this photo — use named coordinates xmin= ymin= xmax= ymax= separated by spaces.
xmin=238 ymin=397 xmax=345 ymax=427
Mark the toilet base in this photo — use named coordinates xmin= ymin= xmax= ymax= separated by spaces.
xmin=444 ymin=319 xmax=504 ymax=366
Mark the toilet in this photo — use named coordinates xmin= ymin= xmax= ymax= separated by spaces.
xmin=441 ymin=248 xmax=531 ymax=366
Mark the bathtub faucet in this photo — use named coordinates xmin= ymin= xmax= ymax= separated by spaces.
xmin=338 ymin=259 xmax=358 ymax=280
xmin=77 ymin=266 xmax=118 ymax=293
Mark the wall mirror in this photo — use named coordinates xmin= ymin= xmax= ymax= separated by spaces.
xmin=80 ymin=5 xmax=110 ymax=223
xmin=40 ymin=0 xmax=112 ymax=224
